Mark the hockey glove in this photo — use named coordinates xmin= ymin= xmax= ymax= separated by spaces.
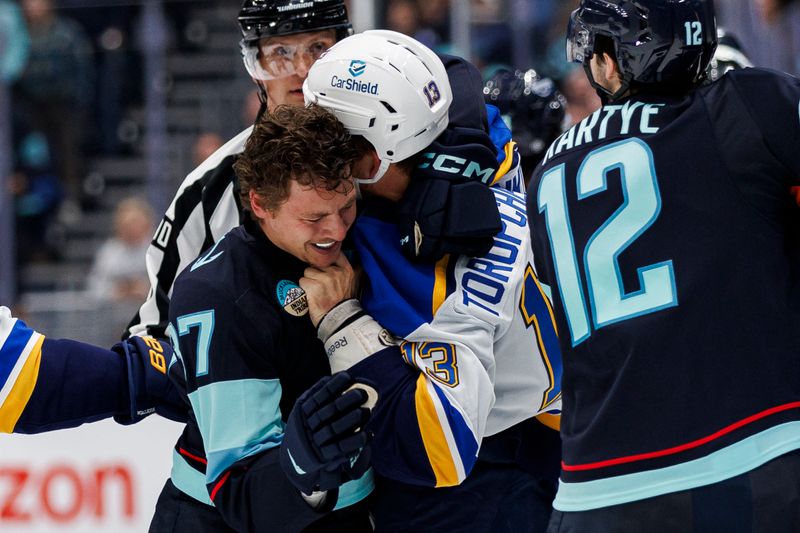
xmin=111 ymin=336 xmax=188 ymax=425
xmin=398 ymin=126 xmax=502 ymax=262
xmin=280 ymin=372 xmax=372 ymax=495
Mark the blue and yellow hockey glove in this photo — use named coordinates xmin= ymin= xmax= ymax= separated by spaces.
xmin=280 ymin=372 xmax=372 ymax=495
xmin=111 ymin=336 xmax=188 ymax=425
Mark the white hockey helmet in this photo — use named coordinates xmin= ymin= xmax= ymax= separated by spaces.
xmin=303 ymin=29 xmax=452 ymax=183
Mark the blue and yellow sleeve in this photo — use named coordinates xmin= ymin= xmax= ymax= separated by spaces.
xmin=1 ymin=308 xmax=129 ymax=434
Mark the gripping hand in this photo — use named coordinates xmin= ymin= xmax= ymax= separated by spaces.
xmin=280 ymin=372 xmax=372 ymax=495
xmin=398 ymin=126 xmax=502 ymax=261
xmin=111 ymin=336 xmax=188 ymax=425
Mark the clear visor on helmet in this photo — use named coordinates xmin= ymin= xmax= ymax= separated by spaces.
xmin=241 ymin=36 xmax=334 ymax=81
xmin=566 ymin=10 xmax=593 ymax=64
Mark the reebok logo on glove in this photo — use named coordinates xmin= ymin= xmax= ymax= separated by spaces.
xmin=326 ymin=336 xmax=349 ymax=357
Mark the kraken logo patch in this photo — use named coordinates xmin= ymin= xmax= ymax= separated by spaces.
xmin=276 ymin=280 xmax=308 ymax=317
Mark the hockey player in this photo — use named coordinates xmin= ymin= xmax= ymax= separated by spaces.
xmin=526 ymin=1 xmax=800 ymax=531
xmin=128 ymin=0 xmax=354 ymax=340
xmin=483 ymin=68 xmax=568 ymax=181
xmin=293 ymin=30 xmax=563 ymax=532
xmin=0 ymin=1 xmax=354 ymax=434
xmin=149 ymin=104 xmax=373 ymax=532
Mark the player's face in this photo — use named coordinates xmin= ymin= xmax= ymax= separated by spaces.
xmin=261 ymin=30 xmax=337 ymax=110
xmin=259 ymin=178 xmax=357 ymax=268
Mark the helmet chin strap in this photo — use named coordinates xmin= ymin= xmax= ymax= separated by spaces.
xmin=583 ymin=62 xmax=631 ymax=104
xmin=356 ymin=157 xmax=390 ymax=185
xmin=253 ymin=80 xmax=269 ymax=123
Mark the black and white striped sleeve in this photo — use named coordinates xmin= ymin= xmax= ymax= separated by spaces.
xmin=124 ymin=127 xmax=253 ymax=340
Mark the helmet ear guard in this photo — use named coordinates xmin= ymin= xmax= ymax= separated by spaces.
xmin=303 ymin=30 xmax=452 ymax=184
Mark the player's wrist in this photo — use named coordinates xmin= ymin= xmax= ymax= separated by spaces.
xmin=317 ymin=299 xmax=397 ymax=373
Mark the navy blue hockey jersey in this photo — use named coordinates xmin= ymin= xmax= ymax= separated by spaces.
xmin=165 ymin=220 xmax=372 ymax=531
xmin=526 ymin=68 xmax=800 ymax=511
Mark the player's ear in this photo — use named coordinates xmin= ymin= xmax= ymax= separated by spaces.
xmin=602 ymin=52 xmax=620 ymax=84
xmin=249 ymin=190 xmax=271 ymax=219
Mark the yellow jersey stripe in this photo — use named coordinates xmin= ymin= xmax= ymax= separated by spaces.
xmin=490 ymin=141 xmax=517 ymax=186
xmin=414 ymin=374 xmax=459 ymax=486
xmin=536 ymin=412 xmax=561 ymax=431
xmin=0 ymin=334 xmax=44 ymax=433
xmin=432 ymin=255 xmax=450 ymax=316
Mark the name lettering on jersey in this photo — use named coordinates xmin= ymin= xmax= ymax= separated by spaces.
xmin=461 ymin=189 xmax=526 ymax=316
xmin=542 ymin=103 xmax=665 ymax=164
xmin=418 ymin=153 xmax=495 ymax=184
xmin=276 ymin=280 xmax=309 ymax=317
xmin=330 ymin=75 xmax=379 ymax=95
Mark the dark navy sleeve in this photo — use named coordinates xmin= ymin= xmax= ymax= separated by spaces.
xmin=9 ymin=337 xmax=128 ymax=433
xmin=725 ymin=68 xmax=800 ymax=182
xmin=168 ymin=277 xmax=326 ymax=531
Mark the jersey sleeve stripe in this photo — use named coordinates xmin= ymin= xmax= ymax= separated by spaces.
xmin=188 ymin=378 xmax=284 ymax=483
xmin=536 ymin=412 xmax=561 ymax=431
xmin=414 ymin=373 xmax=460 ymax=487
xmin=430 ymin=383 xmax=479 ymax=477
xmin=431 ymin=255 xmax=450 ymax=316
xmin=491 ymin=140 xmax=518 ymax=186
xmin=0 ymin=334 xmax=44 ymax=433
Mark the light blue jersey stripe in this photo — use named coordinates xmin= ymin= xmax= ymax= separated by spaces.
xmin=334 ymin=467 xmax=375 ymax=510
xmin=189 ymin=378 xmax=284 ymax=482
xmin=554 ymin=421 xmax=800 ymax=511
xmin=171 ymin=450 xmax=214 ymax=506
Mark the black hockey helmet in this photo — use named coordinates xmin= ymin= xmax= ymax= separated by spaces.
xmin=238 ymin=0 xmax=352 ymax=44
xmin=567 ymin=0 xmax=718 ymax=101
xmin=483 ymin=68 xmax=566 ymax=163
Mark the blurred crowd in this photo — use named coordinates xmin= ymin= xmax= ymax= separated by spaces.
xmin=1 ymin=0 xmax=799 ymax=314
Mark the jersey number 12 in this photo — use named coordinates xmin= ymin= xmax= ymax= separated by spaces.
xmin=537 ymin=138 xmax=678 ymax=346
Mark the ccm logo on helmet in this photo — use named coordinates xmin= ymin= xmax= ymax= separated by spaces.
xmin=330 ymin=75 xmax=379 ymax=94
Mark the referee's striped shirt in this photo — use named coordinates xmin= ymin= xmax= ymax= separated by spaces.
xmin=125 ymin=126 xmax=253 ymax=340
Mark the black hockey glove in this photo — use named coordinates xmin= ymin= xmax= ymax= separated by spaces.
xmin=280 ymin=372 xmax=372 ymax=495
xmin=111 ymin=336 xmax=188 ymax=425
xmin=398 ymin=126 xmax=502 ymax=262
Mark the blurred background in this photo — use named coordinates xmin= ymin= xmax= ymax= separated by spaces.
xmin=0 ymin=1 xmax=798 ymax=531
xmin=2 ymin=0 xmax=799 ymax=347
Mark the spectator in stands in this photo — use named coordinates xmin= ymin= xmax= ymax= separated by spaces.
xmin=87 ymin=197 xmax=153 ymax=303
xmin=10 ymin=131 xmax=63 ymax=266
xmin=14 ymin=0 xmax=94 ymax=209
xmin=0 ymin=0 xmax=29 ymax=83
xmin=191 ymin=131 xmax=225 ymax=168
xmin=386 ymin=0 xmax=423 ymax=38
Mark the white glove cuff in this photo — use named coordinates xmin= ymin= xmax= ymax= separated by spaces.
xmin=319 ymin=300 xmax=396 ymax=373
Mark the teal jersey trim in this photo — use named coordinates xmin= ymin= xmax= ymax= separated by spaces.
xmin=171 ymin=450 xmax=214 ymax=506
xmin=554 ymin=421 xmax=800 ymax=511
xmin=189 ymin=378 xmax=285 ymax=482
xmin=333 ymin=468 xmax=375 ymax=510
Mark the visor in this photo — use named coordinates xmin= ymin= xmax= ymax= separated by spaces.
xmin=566 ymin=9 xmax=593 ymax=64
xmin=241 ymin=38 xmax=332 ymax=81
